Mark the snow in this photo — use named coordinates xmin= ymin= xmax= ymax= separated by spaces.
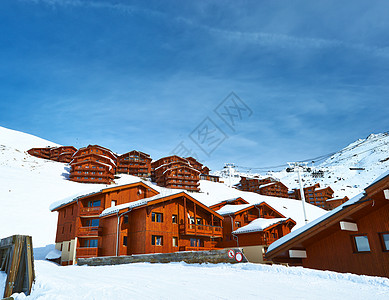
xmin=215 ymin=132 xmax=389 ymax=200
xmin=233 ymin=218 xmax=288 ymax=234
xmin=215 ymin=204 xmax=252 ymax=216
xmin=368 ymin=170 xmax=389 ymax=187
xmin=267 ymin=193 xmax=365 ymax=253
xmin=7 ymin=260 xmax=389 ymax=299
xmin=196 ymin=180 xmax=326 ymax=231
xmin=45 ymin=249 xmax=61 ymax=260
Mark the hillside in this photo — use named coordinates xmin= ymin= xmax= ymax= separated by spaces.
xmin=216 ymin=133 xmax=389 ymax=199
xmin=0 ymin=126 xmax=325 ymax=248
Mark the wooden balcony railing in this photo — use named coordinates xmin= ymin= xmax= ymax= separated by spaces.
xmin=76 ymin=247 xmax=98 ymax=258
xmin=77 ymin=226 xmax=101 ymax=237
xmin=79 ymin=207 xmax=103 ymax=216
xmin=179 ymin=223 xmax=223 ymax=237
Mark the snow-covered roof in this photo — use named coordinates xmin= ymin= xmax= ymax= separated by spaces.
xmin=215 ymin=204 xmax=253 ymax=216
xmin=233 ymin=218 xmax=288 ymax=234
xmin=49 ymin=179 xmax=152 ymax=211
xmin=258 ymin=182 xmax=276 ymax=189
xmin=326 ymin=197 xmax=346 ymax=202
xmin=266 ymin=192 xmax=365 ymax=253
xmin=99 ymin=190 xmax=187 ymax=217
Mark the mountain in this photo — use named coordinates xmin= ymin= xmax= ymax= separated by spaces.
xmin=0 ymin=126 xmax=325 ymax=249
xmin=215 ymin=133 xmax=389 ymax=199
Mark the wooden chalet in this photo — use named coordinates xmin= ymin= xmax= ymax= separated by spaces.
xmin=27 ymin=147 xmax=52 ymax=159
xmin=151 ymin=155 xmax=200 ymax=192
xmin=50 ymin=182 xmax=223 ymax=265
xmin=289 ymin=183 xmax=334 ymax=209
xmin=239 ymin=176 xmax=289 ymax=198
xmin=69 ymin=145 xmax=117 ymax=184
xmin=324 ymin=196 xmax=349 ymax=210
xmin=266 ymin=171 xmax=389 ymax=278
xmin=50 ymin=146 xmax=77 ymax=163
xmin=28 ymin=146 xmax=77 ymax=163
xmin=213 ymin=200 xmax=295 ymax=249
xmin=117 ymin=150 xmax=152 ymax=178
xmin=100 ymin=191 xmax=223 ymax=257
xmin=200 ymin=174 xmax=220 ymax=182
xmin=50 ymin=182 xmax=159 ymax=265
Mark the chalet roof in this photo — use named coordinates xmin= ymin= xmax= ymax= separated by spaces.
xmin=119 ymin=150 xmax=151 ymax=158
xmin=49 ymin=181 xmax=158 ymax=211
xmin=210 ymin=197 xmax=249 ymax=207
xmin=326 ymin=196 xmax=348 ymax=202
xmin=74 ymin=145 xmax=117 ymax=159
xmin=163 ymin=165 xmax=201 ymax=174
xmin=215 ymin=201 xmax=286 ymax=218
xmin=258 ymin=182 xmax=276 ymax=189
xmin=70 ymin=159 xmax=114 ymax=170
xmin=266 ymin=192 xmax=365 ymax=255
xmin=232 ymin=218 xmax=291 ymax=234
xmin=99 ymin=190 xmax=223 ymax=219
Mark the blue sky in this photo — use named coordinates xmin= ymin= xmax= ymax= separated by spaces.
xmin=0 ymin=0 xmax=388 ymax=171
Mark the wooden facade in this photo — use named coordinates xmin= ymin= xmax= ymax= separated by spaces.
xmin=288 ymin=183 xmax=334 ymax=209
xmin=28 ymin=146 xmax=77 ymax=163
xmin=51 ymin=183 xmax=223 ymax=265
xmin=213 ymin=200 xmax=296 ymax=249
xmin=117 ymin=150 xmax=151 ymax=177
xmin=200 ymin=174 xmax=220 ymax=182
xmin=324 ymin=196 xmax=349 ymax=210
xmin=240 ymin=177 xmax=289 ymax=198
xmin=266 ymin=172 xmax=389 ymax=278
xmin=69 ymin=145 xmax=117 ymax=184
xmin=51 ymin=182 xmax=159 ymax=265
xmin=100 ymin=192 xmax=223 ymax=256
xmin=151 ymin=155 xmax=201 ymax=192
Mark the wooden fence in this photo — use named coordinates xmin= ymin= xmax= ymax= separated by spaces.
xmin=0 ymin=235 xmax=35 ymax=298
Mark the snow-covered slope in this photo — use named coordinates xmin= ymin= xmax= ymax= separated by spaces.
xmin=216 ymin=133 xmax=389 ymax=199
xmin=0 ymin=126 xmax=142 ymax=247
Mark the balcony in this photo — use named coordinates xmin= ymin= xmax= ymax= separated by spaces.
xmin=179 ymin=223 xmax=223 ymax=238
xmin=80 ymin=207 xmax=104 ymax=217
xmin=76 ymin=247 xmax=98 ymax=258
xmin=77 ymin=226 xmax=101 ymax=237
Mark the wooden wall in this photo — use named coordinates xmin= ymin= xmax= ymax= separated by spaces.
xmin=302 ymin=200 xmax=389 ymax=277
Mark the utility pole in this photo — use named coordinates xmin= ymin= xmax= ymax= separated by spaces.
xmin=287 ymin=162 xmax=311 ymax=224
xmin=224 ymin=163 xmax=235 ymax=187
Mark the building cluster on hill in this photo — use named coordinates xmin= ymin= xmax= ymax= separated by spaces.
xmin=27 ymin=145 xmax=219 ymax=188
xmin=238 ymin=176 xmax=348 ymax=210
xmin=50 ymin=181 xmax=295 ymax=266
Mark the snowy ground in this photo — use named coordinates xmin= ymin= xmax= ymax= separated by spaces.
xmin=7 ymin=261 xmax=389 ymax=300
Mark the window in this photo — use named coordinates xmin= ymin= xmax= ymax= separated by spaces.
xmin=379 ymin=233 xmax=389 ymax=251
xmin=88 ymin=200 xmax=101 ymax=207
xmin=87 ymin=219 xmax=99 ymax=227
xmin=123 ymin=215 xmax=129 ymax=224
xmin=353 ymin=235 xmax=371 ymax=252
xmin=123 ymin=236 xmax=128 ymax=246
xmin=172 ymin=214 xmax=178 ymax=224
xmin=152 ymin=212 xmax=163 ymax=222
xmin=111 ymin=200 xmax=117 ymax=207
xmin=190 ymin=238 xmax=202 ymax=247
xmin=152 ymin=235 xmax=163 ymax=246
xmin=83 ymin=239 xmax=98 ymax=248
xmin=189 ymin=217 xmax=195 ymax=224
xmin=196 ymin=218 xmax=202 ymax=225
xmin=235 ymin=221 xmax=241 ymax=228
xmin=68 ymin=243 xmax=71 ymax=251
xmin=172 ymin=237 xmax=178 ymax=247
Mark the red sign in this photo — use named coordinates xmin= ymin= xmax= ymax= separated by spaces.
xmin=228 ymin=249 xmax=235 ymax=259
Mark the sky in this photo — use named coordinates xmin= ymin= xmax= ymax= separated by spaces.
xmin=0 ymin=0 xmax=388 ymax=171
